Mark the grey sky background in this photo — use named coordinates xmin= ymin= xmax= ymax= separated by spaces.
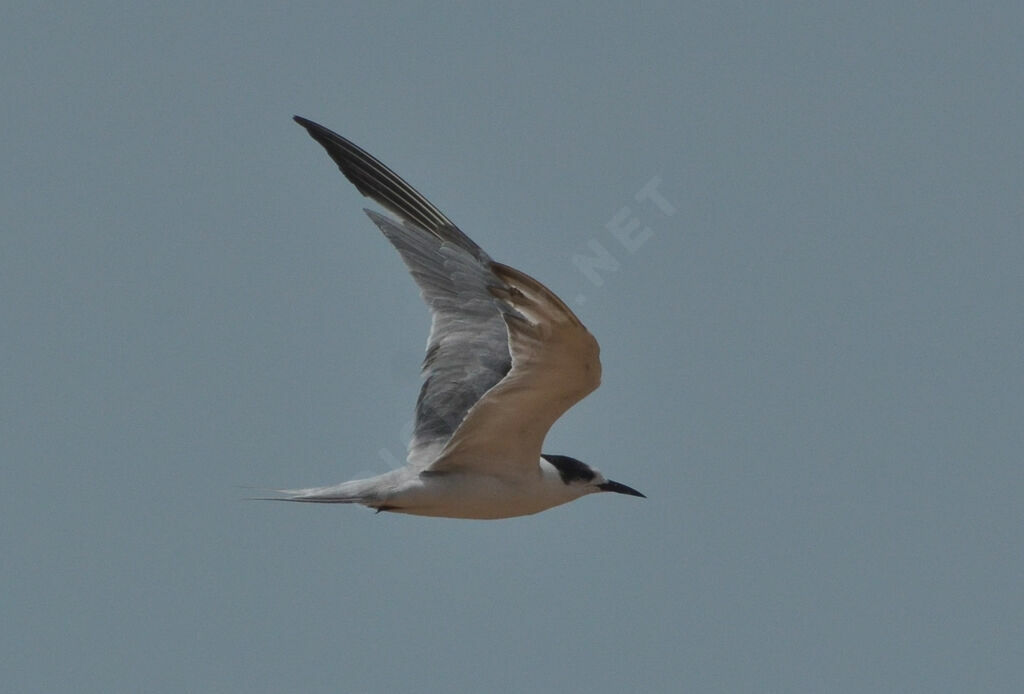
xmin=3 ymin=3 xmax=1022 ymax=692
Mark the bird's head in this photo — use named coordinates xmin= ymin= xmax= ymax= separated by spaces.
xmin=540 ymin=454 xmax=645 ymax=499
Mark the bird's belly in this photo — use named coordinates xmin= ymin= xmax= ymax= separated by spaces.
xmin=385 ymin=473 xmax=567 ymax=520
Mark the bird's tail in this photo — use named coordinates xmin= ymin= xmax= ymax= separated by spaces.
xmin=244 ymin=477 xmax=383 ymax=505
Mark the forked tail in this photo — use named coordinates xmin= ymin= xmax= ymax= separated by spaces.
xmin=245 ymin=477 xmax=384 ymax=505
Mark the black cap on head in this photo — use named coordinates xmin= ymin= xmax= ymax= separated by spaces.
xmin=541 ymin=454 xmax=645 ymax=498
xmin=541 ymin=454 xmax=596 ymax=485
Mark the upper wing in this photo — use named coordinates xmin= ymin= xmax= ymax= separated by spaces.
xmin=426 ymin=262 xmax=601 ymax=477
xmin=294 ymin=117 xmax=512 ymax=466
xmin=293 ymin=116 xmax=486 ymax=259
xmin=364 ymin=211 xmax=513 ymax=466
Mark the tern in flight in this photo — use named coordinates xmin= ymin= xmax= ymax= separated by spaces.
xmin=267 ymin=116 xmax=645 ymax=519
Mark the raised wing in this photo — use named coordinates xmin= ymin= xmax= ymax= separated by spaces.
xmin=293 ymin=116 xmax=486 ymax=258
xmin=294 ymin=117 xmax=512 ymax=466
xmin=426 ymin=263 xmax=601 ymax=477
xmin=364 ymin=211 xmax=514 ymax=466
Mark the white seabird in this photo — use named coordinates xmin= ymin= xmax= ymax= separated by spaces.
xmin=267 ymin=116 xmax=645 ymax=519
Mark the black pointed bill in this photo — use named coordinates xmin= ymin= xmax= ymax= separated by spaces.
xmin=598 ymin=480 xmax=646 ymax=498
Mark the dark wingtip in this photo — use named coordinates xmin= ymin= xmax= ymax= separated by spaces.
xmin=293 ymin=115 xmax=324 ymax=137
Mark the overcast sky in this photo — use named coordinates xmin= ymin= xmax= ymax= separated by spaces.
xmin=3 ymin=3 xmax=1023 ymax=692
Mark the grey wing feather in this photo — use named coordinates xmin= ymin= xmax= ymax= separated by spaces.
xmin=364 ymin=211 xmax=512 ymax=465
xmin=294 ymin=117 xmax=513 ymax=466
